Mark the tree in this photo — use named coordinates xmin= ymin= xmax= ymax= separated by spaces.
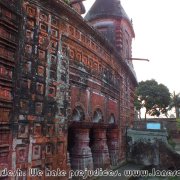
xmin=64 ymin=0 xmax=70 ymax=5
xmin=169 ymin=91 xmax=180 ymax=118
xmin=135 ymin=79 xmax=171 ymax=120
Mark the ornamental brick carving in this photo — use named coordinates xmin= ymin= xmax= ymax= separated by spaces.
xmin=91 ymin=127 xmax=110 ymax=169
xmin=70 ymin=128 xmax=94 ymax=170
xmin=107 ymin=128 xmax=119 ymax=166
xmin=0 ymin=0 xmax=137 ymax=177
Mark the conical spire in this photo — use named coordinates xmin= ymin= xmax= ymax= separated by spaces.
xmin=85 ymin=0 xmax=130 ymax=22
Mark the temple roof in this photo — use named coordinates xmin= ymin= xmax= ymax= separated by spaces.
xmin=70 ymin=0 xmax=86 ymax=14
xmin=84 ymin=0 xmax=131 ymax=22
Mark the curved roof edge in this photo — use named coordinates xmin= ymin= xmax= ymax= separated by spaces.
xmin=84 ymin=0 xmax=135 ymax=37
xmin=43 ymin=0 xmax=138 ymax=85
xmin=85 ymin=0 xmax=130 ymax=21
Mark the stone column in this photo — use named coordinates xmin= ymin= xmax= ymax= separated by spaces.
xmin=66 ymin=151 xmax=71 ymax=171
xmin=107 ymin=126 xmax=119 ymax=166
xmin=70 ymin=127 xmax=93 ymax=171
xmin=91 ymin=124 xmax=110 ymax=169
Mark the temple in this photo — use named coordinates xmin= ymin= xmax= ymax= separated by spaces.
xmin=0 ymin=0 xmax=137 ymax=179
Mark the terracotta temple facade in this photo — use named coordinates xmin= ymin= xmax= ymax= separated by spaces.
xmin=0 ymin=0 xmax=137 ymax=179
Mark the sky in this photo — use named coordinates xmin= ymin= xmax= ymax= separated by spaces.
xmin=83 ymin=0 xmax=180 ymax=94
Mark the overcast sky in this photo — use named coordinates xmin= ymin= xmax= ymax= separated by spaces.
xmin=83 ymin=0 xmax=180 ymax=94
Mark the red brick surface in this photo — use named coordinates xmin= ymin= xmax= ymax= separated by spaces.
xmin=0 ymin=0 xmax=137 ymax=178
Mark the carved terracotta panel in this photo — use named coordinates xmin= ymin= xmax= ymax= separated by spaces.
xmin=0 ymin=86 xmax=12 ymax=101
xmin=51 ymin=28 xmax=58 ymax=38
xmin=50 ymin=40 xmax=58 ymax=51
xmin=26 ymin=5 xmax=36 ymax=17
xmin=69 ymin=48 xmax=75 ymax=59
xmin=26 ymin=30 xmax=34 ymax=42
xmin=16 ymin=146 xmax=28 ymax=163
xmin=38 ymin=49 xmax=46 ymax=62
xmin=39 ymin=11 xmax=48 ymax=22
xmin=0 ymin=147 xmax=9 ymax=164
xmin=46 ymin=143 xmax=53 ymax=156
xmin=46 ymin=124 xmax=54 ymax=137
xmin=34 ymin=123 xmax=42 ymax=137
xmin=39 ymin=23 xmax=48 ymax=33
xmin=51 ymin=16 xmax=59 ymax=27
xmin=76 ymin=51 xmax=82 ymax=61
xmin=23 ymin=61 xmax=31 ymax=74
xmin=25 ymin=44 xmax=32 ymax=55
xmin=36 ymin=83 xmax=44 ymax=95
xmin=20 ymin=99 xmax=29 ymax=113
xmin=0 ymin=131 xmax=10 ymax=145
xmin=37 ymin=66 xmax=44 ymax=77
xmin=0 ymin=108 xmax=10 ymax=122
xmin=39 ymin=35 xmax=49 ymax=49
xmin=69 ymin=26 xmax=74 ymax=36
xmin=32 ymin=144 xmax=41 ymax=160
xmin=0 ymin=46 xmax=15 ymax=61
xmin=35 ymin=102 xmax=43 ymax=115
xmin=0 ymin=65 xmax=12 ymax=79
xmin=18 ymin=124 xmax=29 ymax=138
xmin=27 ymin=18 xmax=36 ymax=29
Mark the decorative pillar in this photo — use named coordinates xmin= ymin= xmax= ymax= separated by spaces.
xmin=107 ymin=126 xmax=119 ymax=166
xmin=70 ymin=126 xmax=93 ymax=171
xmin=66 ymin=151 xmax=71 ymax=171
xmin=119 ymin=127 xmax=126 ymax=160
xmin=91 ymin=124 xmax=110 ymax=169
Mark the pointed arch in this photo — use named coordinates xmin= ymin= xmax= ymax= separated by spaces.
xmin=72 ymin=106 xmax=85 ymax=121
xmin=108 ymin=114 xmax=115 ymax=124
xmin=92 ymin=108 xmax=103 ymax=123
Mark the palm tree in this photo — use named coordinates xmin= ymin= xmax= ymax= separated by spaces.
xmin=169 ymin=91 xmax=180 ymax=118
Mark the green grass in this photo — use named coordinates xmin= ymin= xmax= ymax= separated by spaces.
xmin=168 ymin=177 xmax=180 ymax=180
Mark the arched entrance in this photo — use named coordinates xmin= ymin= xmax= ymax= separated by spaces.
xmin=109 ymin=114 xmax=115 ymax=124
xmin=92 ymin=108 xmax=103 ymax=123
xmin=72 ymin=106 xmax=85 ymax=121
xmin=90 ymin=109 xmax=110 ymax=169
xmin=107 ymin=114 xmax=119 ymax=166
xmin=68 ymin=106 xmax=93 ymax=170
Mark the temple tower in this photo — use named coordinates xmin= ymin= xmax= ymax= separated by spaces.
xmin=85 ymin=0 xmax=135 ymax=65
